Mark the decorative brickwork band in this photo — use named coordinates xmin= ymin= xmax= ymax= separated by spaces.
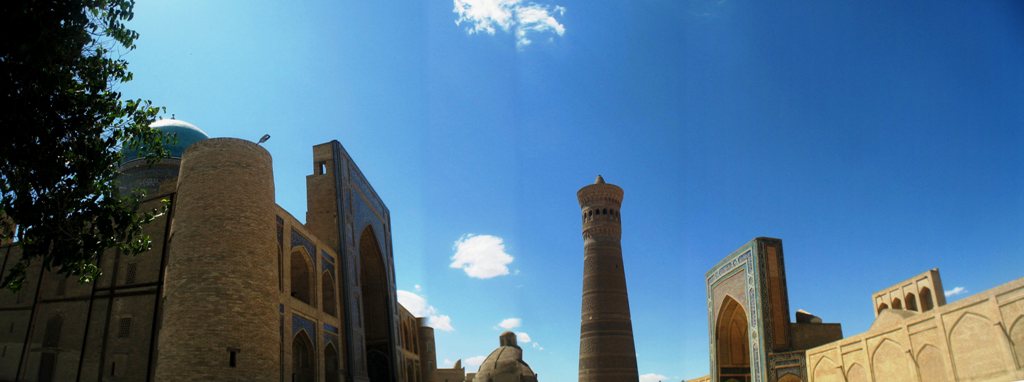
xmin=577 ymin=176 xmax=639 ymax=382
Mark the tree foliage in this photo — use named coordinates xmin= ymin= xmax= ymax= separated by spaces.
xmin=0 ymin=0 xmax=169 ymax=290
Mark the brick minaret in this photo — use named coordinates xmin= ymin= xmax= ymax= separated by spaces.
xmin=577 ymin=175 xmax=639 ymax=382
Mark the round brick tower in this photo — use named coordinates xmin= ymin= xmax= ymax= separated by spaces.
xmin=577 ymin=175 xmax=638 ymax=382
xmin=417 ymin=318 xmax=437 ymax=382
xmin=155 ymin=138 xmax=279 ymax=381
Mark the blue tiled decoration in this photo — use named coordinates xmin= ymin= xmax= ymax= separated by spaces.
xmin=321 ymin=250 xmax=337 ymax=279
xmin=323 ymin=323 xmax=339 ymax=334
xmin=323 ymin=332 xmax=338 ymax=349
xmin=291 ymin=229 xmax=316 ymax=267
xmin=705 ymin=244 xmax=767 ymax=382
xmin=292 ymin=314 xmax=317 ymax=348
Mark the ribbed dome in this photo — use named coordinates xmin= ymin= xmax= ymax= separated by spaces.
xmin=474 ymin=332 xmax=538 ymax=382
xmin=122 ymin=119 xmax=209 ymax=163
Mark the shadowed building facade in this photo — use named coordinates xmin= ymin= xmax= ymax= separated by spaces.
xmin=0 ymin=120 xmax=458 ymax=382
xmin=577 ymin=176 xmax=639 ymax=382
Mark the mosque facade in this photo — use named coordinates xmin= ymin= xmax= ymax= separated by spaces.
xmin=0 ymin=120 xmax=464 ymax=382
xmin=695 ymin=237 xmax=1024 ymax=382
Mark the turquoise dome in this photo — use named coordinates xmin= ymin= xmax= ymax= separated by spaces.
xmin=122 ymin=119 xmax=209 ymax=163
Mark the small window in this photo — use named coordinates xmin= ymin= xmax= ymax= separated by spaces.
xmin=110 ymin=362 xmax=116 ymax=376
xmin=118 ymin=317 xmax=132 ymax=338
xmin=229 ymin=350 xmax=238 ymax=367
xmin=126 ymin=263 xmax=138 ymax=284
xmin=317 ymin=162 xmax=327 ymax=175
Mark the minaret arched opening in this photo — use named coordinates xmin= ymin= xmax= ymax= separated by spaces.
xmin=716 ymin=296 xmax=751 ymax=381
xmin=359 ymin=226 xmax=393 ymax=382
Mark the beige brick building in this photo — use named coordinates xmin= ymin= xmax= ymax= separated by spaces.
xmin=696 ymin=237 xmax=1024 ymax=382
xmin=0 ymin=120 xmax=460 ymax=382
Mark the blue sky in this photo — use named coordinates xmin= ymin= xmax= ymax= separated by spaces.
xmin=123 ymin=1 xmax=1024 ymax=380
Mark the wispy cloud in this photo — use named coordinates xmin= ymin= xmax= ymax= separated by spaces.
xmin=497 ymin=317 xmax=521 ymax=330
xmin=516 ymin=331 xmax=532 ymax=343
xmin=464 ymin=355 xmax=488 ymax=371
xmin=453 ymin=0 xmax=566 ymax=48
xmin=640 ymin=373 xmax=670 ymax=382
xmin=945 ymin=286 xmax=967 ymax=297
xmin=450 ymin=234 xmax=514 ymax=279
xmin=397 ymin=290 xmax=455 ymax=331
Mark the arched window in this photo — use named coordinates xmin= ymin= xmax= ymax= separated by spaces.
xmin=892 ymin=297 xmax=903 ymax=310
xmin=324 ymin=344 xmax=340 ymax=382
xmin=877 ymin=303 xmax=889 ymax=314
xmin=322 ymin=272 xmax=337 ymax=316
xmin=292 ymin=331 xmax=315 ymax=382
xmin=290 ymin=250 xmax=314 ymax=305
xmin=920 ymin=287 xmax=934 ymax=311
xmin=905 ymin=293 xmax=918 ymax=311
xmin=43 ymin=315 xmax=62 ymax=347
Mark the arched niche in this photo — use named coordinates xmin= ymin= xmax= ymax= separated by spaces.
xmin=716 ymin=296 xmax=750 ymax=380
xmin=920 ymin=287 xmax=934 ymax=311
xmin=325 ymin=343 xmax=340 ymax=382
xmin=905 ymin=293 xmax=918 ymax=311
xmin=322 ymin=271 xmax=337 ymax=316
xmin=290 ymin=249 xmax=314 ymax=305
xmin=359 ymin=226 xmax=394 ymax=382
xmin=292 ymin=331 xmax=315 ymax=382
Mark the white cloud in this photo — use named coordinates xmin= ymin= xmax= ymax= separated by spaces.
xmin=397 ymin=290 xmax=455 ymax=331
xmin=414 ymin=284 xmax=422 ymax=292
xmin=516 ymin=332 xmax=532 ymax=343
xmin=498 ymin=317 xmax=522 ymax=330
xmin=443 ymin=358 xmax=453 ymax=367
xmin=464 ymin=355 xmax=488 ymax=371
xmin=453 ymin=0 xmax=566 ymax=48
xmin=450 ymin=234 xmax=514 ymax=279
xmin=945 ymin=286 xmax=967 ymax=297
xmin=639 ymin=373 xmax=670 ymax=382
xmin=531 ymin=342 xmax=544 ymax=351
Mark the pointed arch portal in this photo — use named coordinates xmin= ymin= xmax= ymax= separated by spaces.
xmin=359 ymin=226 xmax=394 ymax=382
xmin=716 ymin=296 xmax=751 ymax=382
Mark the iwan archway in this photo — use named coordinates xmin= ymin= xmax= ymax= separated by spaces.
xmin=359 ymin=227 xmax=396 ymax=381
xmin=717 ymin=296 xmax=751 ymax=382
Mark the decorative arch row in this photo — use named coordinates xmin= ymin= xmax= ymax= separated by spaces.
xmin=811 ymin=309 xmax=1021 ymax=382
xmin=582 ymin=207 xmax=621 ymax=223
xmin=288 ymin=242 xmax=340 ymax=318
xmin=876 ymin=287 xmax=935 ymax=314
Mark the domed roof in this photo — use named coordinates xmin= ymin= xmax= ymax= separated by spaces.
xmin=122 ymin=118 xmax=209 ymax=163
xmin=474 ymin=332 xmax=538 ymax=382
